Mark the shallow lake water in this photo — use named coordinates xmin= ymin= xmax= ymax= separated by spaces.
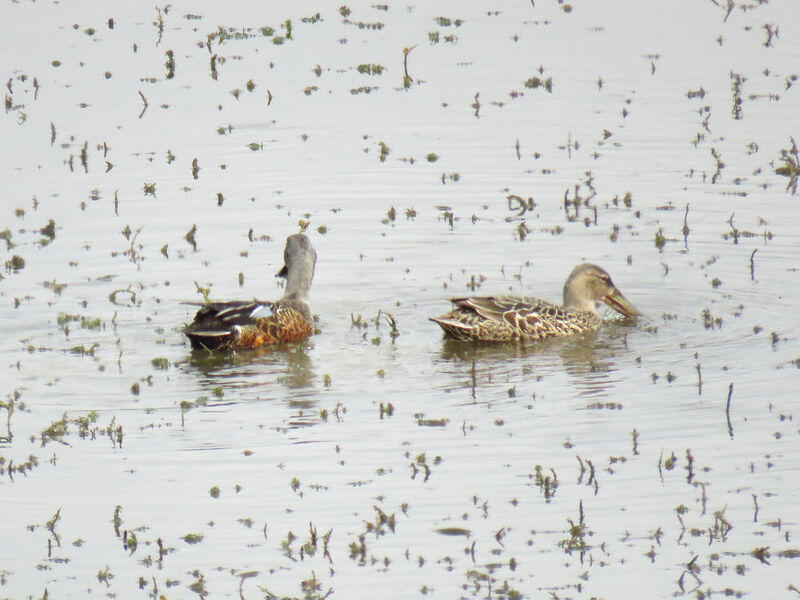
xmin=2 ymin=0 xmax=799 ymax=598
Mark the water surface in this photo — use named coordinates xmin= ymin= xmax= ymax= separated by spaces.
xmin=1 ymin=1 xmax=799 ymax=598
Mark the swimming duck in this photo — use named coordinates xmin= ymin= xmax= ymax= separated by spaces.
xmin=430 ymin=263 xmax=638 ymax=342
xmin=184 ymin=233 xmax=316 ymax=350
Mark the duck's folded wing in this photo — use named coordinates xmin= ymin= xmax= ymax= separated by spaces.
xmin=184 ymin=300 xmax=275 ymax=333
xmin=450 ymin=296 xmax=509 ymax=321
xmin=452 ymin=296 xmax=555 ymax=319
xmin=453 ymin=296 xmax=573 ymax=338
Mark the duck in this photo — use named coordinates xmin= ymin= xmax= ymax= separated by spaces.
xmin=184 ymin=233 xmax=316 ymax=350
xmin=430 ymin=263 xmax=638 ymax=342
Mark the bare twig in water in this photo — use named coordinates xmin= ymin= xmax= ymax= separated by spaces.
xmin=752 ymin=494 xmax=759 ymax=522
xmin=402 ymin=45 xmax=416 ymax=88
xmin=725 ymin=382 xmax=734 ymax=438
xmin=696 ymin=363 xmax=702 ymax=395
xmin=138 ymin=91 xmax=149 ymax=119
xmin=682 ymin=204 xmax=690 ymax=249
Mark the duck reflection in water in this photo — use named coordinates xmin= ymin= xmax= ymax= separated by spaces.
xmin=437 ymin=325 xmax=636 ymax=401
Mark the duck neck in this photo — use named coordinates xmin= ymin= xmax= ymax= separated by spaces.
xmin=280 ymin=263 xmax=313 ymax=307
xmin=563 ymin=287 xmax=597 ymax=314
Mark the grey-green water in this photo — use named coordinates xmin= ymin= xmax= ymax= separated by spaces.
xmin=2 ymin=1 xmax=799 ymax=598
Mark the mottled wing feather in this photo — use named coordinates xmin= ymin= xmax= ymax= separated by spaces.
xmin=432 ymin=295 xmax=603 ymax=342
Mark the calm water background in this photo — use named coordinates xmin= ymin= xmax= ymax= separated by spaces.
xmin=2 ymin=0 xmax=799 ymax=598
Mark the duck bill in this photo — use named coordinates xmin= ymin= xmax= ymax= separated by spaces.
xmin=602 ymin=288 xmax=638 ymax=318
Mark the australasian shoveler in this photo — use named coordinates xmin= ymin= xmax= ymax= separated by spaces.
xmin=184 ymin=233 xmax=316 ymax=351
xmin=430 ymin=263 xmax=638 ymax=343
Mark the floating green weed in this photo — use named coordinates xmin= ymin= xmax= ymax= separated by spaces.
xmin=123 ymin=530 xmax=138 ymax=554
xmin=41 ymin=411 xmax=122 ymax=448
xmin=165 ymin=49 xmax=175 ymax=79
xmin=687 ymin=87 xmax=706 ymax=99
xmin=350 ymin=85 xmax=377 ymax=95
xmin=210 ymin=54 xmax=218 ymax=79
xmin=524 ymin=75 xmax=553 ymax=92
xmin=356 ymin=63 xmax=384 ymax=75
xmin=344 ymin=20 xmax=384 ymax=30
xmin=775 ymin=137 xmax=799 ymax=194
xmin=378 ymin=141 xmax=390 ymax=161
xmin=40 ymin=219 xmax=56 ymax=240
xmin=1 ymin=454 xmax=39 ymax=477
xmin=97 ymin=565 xmax=113 ymax=585
xmin=383 ymin=312 xmax=399 ymax=339
xmin=185 ymin=224 xmax=198 ymax=251
xmin=436 ymin=527 xmax=470 ymax=536
xmin=654 ymin=228 xmax=665 ymax=251
xmin=560 ymin=500 xmax=590 ymax=555
xmin=5 ymin=255 xmax=25 ymax=271
xmin=533 ymin=464 xmax=558 ymax=502
xmin=151 ymin=357 xmax=169 ymax=369
xmin=282 ymin=530 xmax=297 ymax=557
xmin=181 ymin=396 xmax=208 ymax=411
xmin=443 ymin=172 xmax=460 ymax=183
xmin=701 ymin=308 xmax=722 ymax=329
xmin=70 ymin=343 xmax=99 ymax=356
xmin=416 ymin=416 xmax=446 ymax=427
xmin=82 ymin=316 xmax=102 ymax=329
xmin=730 ymin=71 xmax=744 ymax=120
xmin=73 ymin=411 xmax=99 ymax=437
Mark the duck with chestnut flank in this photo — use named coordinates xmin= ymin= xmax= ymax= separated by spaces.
xmin=184 ymin=233 xmax=316 ymax=350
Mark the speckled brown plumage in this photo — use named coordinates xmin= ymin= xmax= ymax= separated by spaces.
xmin=431 ymin=296 xmax=604 ymax=342
xmin=430 ymin=263 xmax=638 ymax=343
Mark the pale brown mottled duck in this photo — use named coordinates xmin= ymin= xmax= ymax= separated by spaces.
xmin=430 ymin=263 xmax=638 ymax=342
